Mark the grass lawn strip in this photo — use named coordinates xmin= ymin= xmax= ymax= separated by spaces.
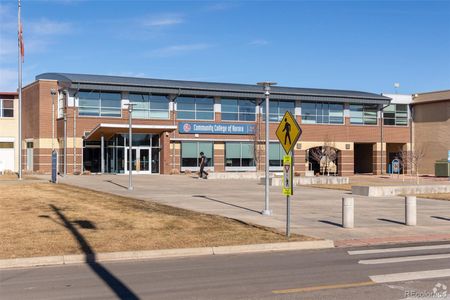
xmin=0 ymin=182 xmax=313 ymax=259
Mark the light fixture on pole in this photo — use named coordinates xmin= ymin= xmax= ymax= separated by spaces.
xmin=125 ymin=102 xmax=136 ymax=191
xmin=257 ymin=81 xmax=277 ymax=216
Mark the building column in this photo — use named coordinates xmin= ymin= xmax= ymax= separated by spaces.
xmin=101 ymin=135 xmax=105 ymax=174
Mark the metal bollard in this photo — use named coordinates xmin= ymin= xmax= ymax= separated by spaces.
xmin=405 ymin=196 xmax=417 ymax=226
xmin=342 ymin=197 xmax=354 ymax=228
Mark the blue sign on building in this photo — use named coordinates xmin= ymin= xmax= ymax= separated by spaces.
xmin=179 ymin=122 xmax=256 ymax=135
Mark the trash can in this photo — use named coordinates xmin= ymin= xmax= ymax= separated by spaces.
xmin=435 ymin=159 xmax=450 ymax=177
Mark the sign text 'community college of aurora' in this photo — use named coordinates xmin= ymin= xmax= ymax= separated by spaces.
xmin=178 ymin=122 xmax=256 ymax=135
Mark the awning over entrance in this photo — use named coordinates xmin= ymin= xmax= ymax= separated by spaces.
xmin=84 ymin=123 xmax=177 ymax=141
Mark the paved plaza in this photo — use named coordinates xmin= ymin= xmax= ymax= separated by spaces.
xmin=56 ymin=174 xmax=450 ymax=243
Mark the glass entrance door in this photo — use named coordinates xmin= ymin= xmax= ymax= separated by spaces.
xmin=125 ymin=147 xmax=152 ymax=174
xmin=140 ymin=149 xmax=150 ymax=172
xmin=120 ymin=134 xmax=160 ymax=174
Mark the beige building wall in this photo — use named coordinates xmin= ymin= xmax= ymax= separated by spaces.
xmin=412 ymin=90 xmax=450 ymax=175
xmin=0 ymin=93 xmax=19 ymax=172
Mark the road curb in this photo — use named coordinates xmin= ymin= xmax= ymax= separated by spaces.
xmin=0 ymin=240 xmax=333 ymax=269
xmin=335 ymin=234 xmax=450 ymax=247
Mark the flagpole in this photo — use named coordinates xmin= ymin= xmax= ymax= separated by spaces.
xmin=18 ymin=0 xmax=22 ymax=180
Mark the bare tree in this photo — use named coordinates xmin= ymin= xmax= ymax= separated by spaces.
xmin=309 ymin=147 xmax=325 ymax=175
xmin=399 ymin=144 xmax=427 ymax=184
xmin=309 ymin=136 xmax=338 ymax=176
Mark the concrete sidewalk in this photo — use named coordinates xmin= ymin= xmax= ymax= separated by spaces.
xmin=55 ymin=174 xmax=450 ymax=243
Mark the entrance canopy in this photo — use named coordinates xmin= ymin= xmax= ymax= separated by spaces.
xmin=84 ymin=123 xmax=177 ymax=141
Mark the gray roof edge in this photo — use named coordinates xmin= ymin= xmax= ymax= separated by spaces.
xmin=36 ymin=72 xmax=390 ymax=101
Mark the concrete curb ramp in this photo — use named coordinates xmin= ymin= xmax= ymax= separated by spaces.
xmin=0 ymin=240 xmax=334 ymax=269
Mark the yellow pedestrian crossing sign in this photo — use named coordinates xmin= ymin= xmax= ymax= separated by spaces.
xmin=276 ymin=111 xmax=302 ymax=155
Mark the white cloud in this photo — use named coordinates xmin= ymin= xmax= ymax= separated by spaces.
xmin=108 ymin=71 xmax=147 ymax=78
xmin=203 ymin=2 xmax=238 ymax=12
xmin=0 ymin=68 xmax=18 ymax=92
xmin=249 ymin=39 xmax=269 ymax=46
xmin=149 ymin=43 xmax=213 ymax=57
xmin=0 ymin=16 xmax=72 ymax=63
xmin=139 ymin=14 xmax=184 ymax=28
xmin=28 ymin=18 xmax=72 ymax=36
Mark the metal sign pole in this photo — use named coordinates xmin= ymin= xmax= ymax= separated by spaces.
xmin=287 ymin=149 xmax=294 ymax=238
xmin=286 ymin=194 xmax=290 ymax=238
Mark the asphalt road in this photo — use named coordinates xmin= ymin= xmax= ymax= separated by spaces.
xmin=1 ymin=242 xmax=450 ymax=300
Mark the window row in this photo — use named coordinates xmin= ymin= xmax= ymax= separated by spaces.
xmin=0 ymin=99 xmax=14 ymax=118
xmin=383 ymin=104 xmax=408 ymax=126
xmin=76 ymin=91 xmax=408 ymax=126
xmin=180 ymin=142 xmax=285 ymax=169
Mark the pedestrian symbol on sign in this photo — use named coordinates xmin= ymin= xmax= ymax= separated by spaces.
xmin=284 ymin=164 xmax=290 ymax=189
xmin=282 ymin=118 xmax=291 ymax=145
xmin=276 ymin=111 xmax=302 ymax=155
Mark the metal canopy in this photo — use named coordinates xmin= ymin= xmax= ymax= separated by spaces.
xmin=84 ymin=123 xmax=177 ymax=141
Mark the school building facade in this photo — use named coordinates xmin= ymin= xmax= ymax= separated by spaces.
xmin=21 ymin=73 xmax=412 ymax=176
xmin=411 ymin=90 xmax=450 ymax=174
xmin=0 ymin=92 xmax=19 ymax=173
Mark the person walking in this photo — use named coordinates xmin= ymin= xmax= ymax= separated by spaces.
xmin=199 ymin=151 xmax=209 ymax=179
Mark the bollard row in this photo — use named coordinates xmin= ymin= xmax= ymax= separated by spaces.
xmin=341 ymin=195 xmax=417 ymax=228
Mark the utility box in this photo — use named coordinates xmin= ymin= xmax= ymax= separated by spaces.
xmin=435 ymin=159 xmax=450 ymax=177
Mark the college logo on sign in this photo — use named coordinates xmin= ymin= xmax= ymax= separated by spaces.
xmin=183 ymin=123 xmax=192 ymax=133
xmin=178 ymin=122 xmax=255 ymax=135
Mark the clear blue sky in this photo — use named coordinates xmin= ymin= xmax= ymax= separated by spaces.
xmin=1 ymin=0 xmax=449 ymax=94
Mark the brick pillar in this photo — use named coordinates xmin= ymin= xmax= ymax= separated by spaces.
xmin=293 ymin=146 xmax=305 ymax=175
xmin=160 ymin=132 xmax=171 ymax=174
xmin=214 ymin=142 xmax=225 ymax=172
xmin=340 ymin=148 xmax=354 ymax=177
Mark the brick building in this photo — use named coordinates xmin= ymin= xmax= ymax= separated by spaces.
xmin=21 ymin=73 xmax=412 ymax=176
xmin=412 ymin=90 xmax=450 ymax=174
xmin=0 ymin=92 xmax=19 ymax=173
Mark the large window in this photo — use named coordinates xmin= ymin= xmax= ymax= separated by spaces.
xmin=0 ymin=99 xmax=13 ymax=118
xmin=269 ymin=143 xmax=284 ymax=169
xmin=177 ymin=97 xmax=214 ymax=120
xmin=181 ymin=142 xmax=213 ymax=169
xmin=225 ymin=142 xmax=255 ymax=169
xmin=262 ymin=100 xmax=295 ymax=122
xmin=301 ymin=102 xmax=344 ymax=124
xmin=129 ymin=93 xmax=169 ymax=119
xmin=78 ymin=91 xmax=122 ymax=117
xmin=350 ymin=104 xmax=378 ymax=125
xmin=383 ymin=104 xmax=408 ymax=126
xmin=221 ymin=98 xmax=256 ymax=121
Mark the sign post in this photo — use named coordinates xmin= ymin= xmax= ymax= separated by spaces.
xmin=276 ymin=111 xmax=302 ymax=238
xmin=283 ymin=153 xmax=293 ymax=237
xmin=51 ymin=150 xmax=58 ymax=183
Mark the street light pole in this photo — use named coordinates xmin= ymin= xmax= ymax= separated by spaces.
xmin=50 ymin=89 xmax=56 ymax=151
xmin=257 ymin=81 xmax=277 ymax=216
xmin=126 ymin=103 xmax=135 ymax=190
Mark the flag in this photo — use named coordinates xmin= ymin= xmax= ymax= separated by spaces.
xmin=19 ymin=22 xmax=24 ymax=62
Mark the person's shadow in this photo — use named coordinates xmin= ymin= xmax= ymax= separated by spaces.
xmin=45 ymin=204 xmax=139 ymax=300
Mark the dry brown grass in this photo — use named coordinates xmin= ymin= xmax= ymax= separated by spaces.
xmin=0 ymin=182 xmax=313 ymax=259
xmin=415 ymin=193 xmax=450 ymax=201
xmin=0 ymin=174 xmax=19 ymax=181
